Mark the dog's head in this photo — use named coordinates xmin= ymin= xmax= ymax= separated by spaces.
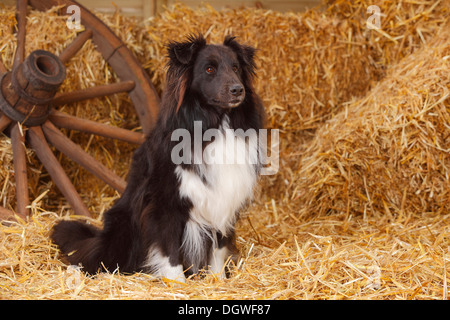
xmin=167 ymin=34 xmax=256 ymax=110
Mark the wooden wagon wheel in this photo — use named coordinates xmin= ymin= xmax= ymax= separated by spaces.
xmin=0 ymin=0 xmax=160 ymax=221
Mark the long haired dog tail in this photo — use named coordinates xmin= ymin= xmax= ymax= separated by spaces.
xmin=51 ymin=220 xmax=104 ymax=274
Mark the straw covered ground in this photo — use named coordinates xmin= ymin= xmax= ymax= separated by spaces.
xmin=0 ymin=0 xmax=449 ymax=299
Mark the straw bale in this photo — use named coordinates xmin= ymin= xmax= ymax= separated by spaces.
xmin=0 ymin=1 xmax=449 ymax=300
xmin=295 ymin=23 xmax=449 ymax=219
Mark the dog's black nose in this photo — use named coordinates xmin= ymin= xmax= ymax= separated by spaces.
xmin=230 ymin=84 xmax=244 ymax=96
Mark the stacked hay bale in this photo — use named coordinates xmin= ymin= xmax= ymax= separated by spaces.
xmin=296 ymin=24 xmax=449 ymax=218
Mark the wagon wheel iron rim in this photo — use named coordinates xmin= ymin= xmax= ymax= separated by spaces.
xmin=0 ymin=0 xmax=160 ymax=221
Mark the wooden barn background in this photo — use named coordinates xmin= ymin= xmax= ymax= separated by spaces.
xmin=1 ymin=0 xmax=321 ymax=18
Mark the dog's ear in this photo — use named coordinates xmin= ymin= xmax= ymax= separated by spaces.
xmin=168 ymin=34 xmax=206 ymax=65
xmin=166 ymin=35 xmax=206 ymax=115
xmin=223 ymin=36 xmax=256 ymax=74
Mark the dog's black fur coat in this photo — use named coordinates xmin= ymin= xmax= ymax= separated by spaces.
xmin=51 ymin=34 xmax=265 ymax=277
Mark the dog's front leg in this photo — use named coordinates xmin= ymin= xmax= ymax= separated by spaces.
xmin=145 ymin=247 xmax=186 ymax=284
xmin=157 ymin=255 xmax=186 ymax=285
xmin=208 ymin=232 xmax=238 ymax=278
xmin=143 ymin=220 xmax=186 ymax=285
xmin=209 ymin=246 xmax=229 ymax=278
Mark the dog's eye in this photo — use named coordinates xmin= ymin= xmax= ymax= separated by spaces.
xmin=206 ymin=66 xmax=215 ymax=74
xmin=233 ymin=66 xmax=239 ymax=73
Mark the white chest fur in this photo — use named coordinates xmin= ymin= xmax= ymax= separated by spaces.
xmin=175 ymin=117 xmax=259 ymax=236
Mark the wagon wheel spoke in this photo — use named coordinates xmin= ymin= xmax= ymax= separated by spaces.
xmin=10 ymin=123 xmax=30 ymax=218
xmin=49 ymin=109 xmax=145 ymax=145
xmin=0 ymin=20 xmax=11 ymax=219
xmin=27 ymin=126 xmax=91 ymax=217
xmin=59 ymin=29 xmax=93 ymax=64
xmin=51 ymin=80 xmax=136 ymax=106
xmin=0 ymin=206 xmax=17 ymax=223
xmin=42 ymin=120 xmax=127 ymax=193
xmin=0 ymin=116 xmax=12 ymax=133
xmin=0 ymin=60 xmax=9 ymax=129
xmin=13 ymin=0 xmax=28 ymax=70
xmin=0 ymin=60 xmax=7 ymax=74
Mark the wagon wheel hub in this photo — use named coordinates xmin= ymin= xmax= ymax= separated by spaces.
xmin=0 ymin=50 xmax=66 ymax=127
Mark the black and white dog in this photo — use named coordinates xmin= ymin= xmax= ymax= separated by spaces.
xmin=51 ymin=34 xmax=265 ymax=283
